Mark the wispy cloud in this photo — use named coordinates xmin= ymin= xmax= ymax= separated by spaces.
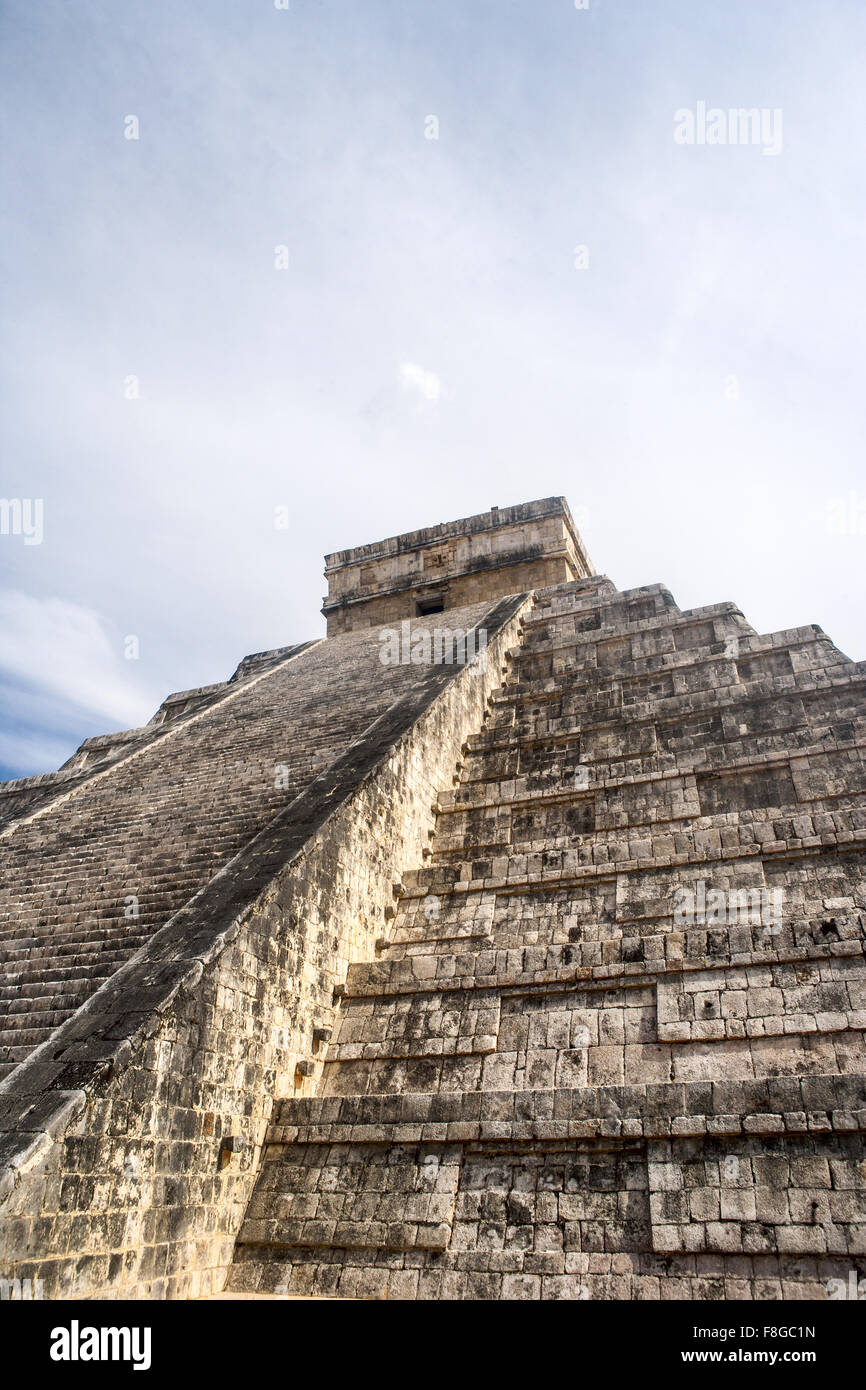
xmin=399 ymin=362 xmax=441 ymax=403
xmin=0 ymin=592 xmax=156 ymax=733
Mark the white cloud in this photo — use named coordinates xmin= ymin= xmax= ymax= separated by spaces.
xmin=0 ymin=1 xmax=863 ymax=786
xmin=0 ymin=592 xmax=156 ymax=732
xmin=399 ymin=362 xmax=441 ymax=403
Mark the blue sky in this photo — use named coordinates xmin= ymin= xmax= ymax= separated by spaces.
xmin=1 ymin=0 xmax=864 ymax=779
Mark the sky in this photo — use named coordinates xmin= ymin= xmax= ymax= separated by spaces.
xmin=0 ymin=0 xmax=863 ymax=780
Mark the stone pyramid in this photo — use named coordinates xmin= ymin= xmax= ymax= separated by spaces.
xmin=0 ymin=499 xmax=863 ymax=1300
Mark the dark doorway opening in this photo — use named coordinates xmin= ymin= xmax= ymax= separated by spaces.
xmin=416 ymin=595 xmax=446 ymax=616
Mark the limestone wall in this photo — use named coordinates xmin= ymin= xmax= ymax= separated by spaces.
xmin=323 ymin=497 xmax=592 ymax=633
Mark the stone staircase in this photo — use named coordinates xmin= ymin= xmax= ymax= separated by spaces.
xmin=0 ymin=610 xmax=494 ymax=1082
xmin=227 ymin=575 xmax=866 ymax=1300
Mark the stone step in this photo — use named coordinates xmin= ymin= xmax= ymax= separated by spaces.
xmin=479 ymin=685 xmax=866 ymax=759
xmin=0 ymin=967 xmax=132 ymax=1002
xmin=457 ymin=719 xmax=866 ymax=790
xmin=0 ymin=930 xmax=155 ymax=961
xmin=267 ymin=1075 xmax=866 ymax=1145
xmin=433 ymin=782 xmax=865 ymax=857
xmin=396 ymin=823 xmax=866 ymax=901
xmin=345 ymin=937 xmax=864 ymax=1002
xmin=0 ymin=1015 xmax=77 ymax=1051
xmin=492 ymin=649 xmax=864 ymax=712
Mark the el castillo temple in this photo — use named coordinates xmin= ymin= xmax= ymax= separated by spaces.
xmin=0 ymin=497 xmax=864 ymax=1301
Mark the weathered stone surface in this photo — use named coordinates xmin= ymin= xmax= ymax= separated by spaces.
xmin=0 ymin=591 xmax=524 ymax=1298
xmin=0 ymin=497 xmax=863 ymax=1300
xmin=323 ymin=497 xmax=592 ymax=635
xmin=234 ymin=565 xmax=866 ymax=1300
